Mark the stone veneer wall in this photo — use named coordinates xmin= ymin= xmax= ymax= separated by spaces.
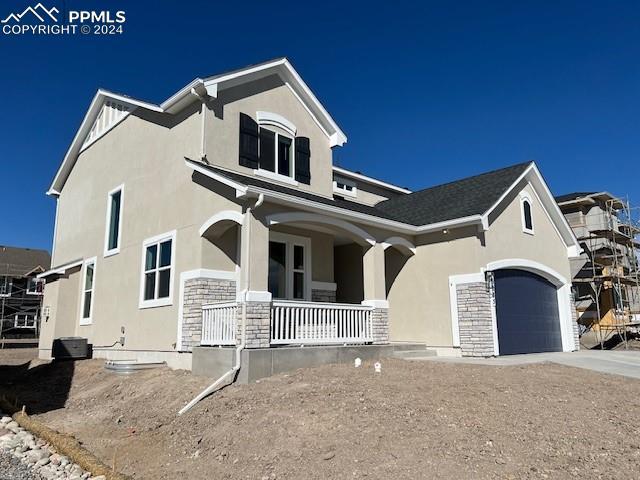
xmin=236 ymin=301 xmax=271 ymax=348
xmin=311 ymin=289 xmax=337 ymax=303
xmin=371 ymin=308 xmax=389 ymax=344
xmin=181 ymin=278 xmax=236 ymax=352
xmin=456 ymin=282 xmax=495 ymax=357
xmin=570 ymin=292 xmax=580 ymax=351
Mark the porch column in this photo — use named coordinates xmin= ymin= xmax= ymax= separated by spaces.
xmin=362 ymin=243 xmax=389 ymax=344
xmin=237 ymin=209 xmax=271 ymax=349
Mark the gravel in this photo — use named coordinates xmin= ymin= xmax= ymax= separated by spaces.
xmin=0 ymin=449 xmax=40 ymax=480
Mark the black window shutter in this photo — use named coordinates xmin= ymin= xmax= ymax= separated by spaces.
xmin=295 ymin=137 xmax=311 ymax=184
xmin=259 ymin=128 xmax=275 ymax=172
xmin=239 ymin=113 xmax=259 ymax=169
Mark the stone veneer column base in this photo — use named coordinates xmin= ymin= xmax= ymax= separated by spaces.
xmin=371 ymin=308 xmax=389 ymax=344
xmin=456 ymin=282 xmax=495 ymax=357
xmin=236 ymin=301 xmax=271 ymax=348
xmin=181 ymin=278 xmax=236 ymax=352
xmin=570 ymin=291 xmax=580 ymax=351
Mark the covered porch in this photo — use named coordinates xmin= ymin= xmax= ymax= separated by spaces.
xmin=183 ymin=206 xmax=415 ymax=351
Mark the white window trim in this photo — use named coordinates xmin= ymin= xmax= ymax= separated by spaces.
xmin=333 ymin=177 xmax=358 ymax=198
xmin=79 ymin=257 xmax=97 ymax=326
xmin=0 ymin=277 xmax=11 ymax=297
xmin=26 ymin=278 xmax=44 ymax=295
xmin=104 ymin=184 xmax=124 ymax=257
xmin=254 ymin=125 xmax=297 ymax=184
xmin=139 ymin=230 xmax=176 ymax=309
xmin=520 ymin=192 xmax=535 ymax=235
xmin=256 ymin=111 xmax=297 ymax=136
xmin=269 ymin=231 xmax=312 ymax=301
xmin=255 ymin=168 xmax=299 ymax=186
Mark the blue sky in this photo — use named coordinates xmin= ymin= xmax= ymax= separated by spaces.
xmin=1 ymin=0 xmax=639 ymax=251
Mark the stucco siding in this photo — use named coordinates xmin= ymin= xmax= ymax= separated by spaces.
xmin=42 ymin=107 xmax=242 ymax=355
xmin=387 ymin=181 xmax=572 ymax=347
xmin=204 ymin=75 xmax=334 ymax=198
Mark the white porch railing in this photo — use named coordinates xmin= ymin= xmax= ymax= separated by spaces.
xmin=201 ymin=302 xmax=237 ymax=346
xmin=271 ymin=300 xmax=373 ymax=345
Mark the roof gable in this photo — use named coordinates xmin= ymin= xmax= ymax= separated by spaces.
xmin=48 ymin=58 xmax=346 ymax=196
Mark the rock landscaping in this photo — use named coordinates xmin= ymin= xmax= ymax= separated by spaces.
xmin=0 ymin=413 xmax=104 ymax=480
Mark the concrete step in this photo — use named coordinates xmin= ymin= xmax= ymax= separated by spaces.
xmin=392 ymin=349 xmax=437 ymax=359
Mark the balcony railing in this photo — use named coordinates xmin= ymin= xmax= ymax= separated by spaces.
xmin=201 ymin=302 xmax=237 ymax=346
xmin=271 ymin=300 xmax=373 ymax=345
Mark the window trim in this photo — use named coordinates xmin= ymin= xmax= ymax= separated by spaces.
xmin=333 ymin=177 xmax=358 ymax=198
xmin=138 ymin=230 xmax=176 ymax=309
xmin=26 ymin=277 xmax=44 ymax=295
xmin=254 ymin=126 xmax=297 ymax=185
xmin=268 ymin=232 xmax=312 ymax=301
xmin=104 ymin=184 xmax=124 ymax=257
xmin=79 ymin=257 xmax=97 ymax=326
xmin=0 ymin=277 xmax=11 ymax=297
xmin=520 ymin=192 xmax=535 ymax=235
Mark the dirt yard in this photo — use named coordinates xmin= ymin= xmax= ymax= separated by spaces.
xmin=1 ymin=349 xmax=640 ymax=479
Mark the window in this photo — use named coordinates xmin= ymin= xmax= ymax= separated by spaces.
xmin=256 ymin=126 xmax=297 ymax=185
xmin=333 ymin=177 xmax=357 ymax=198
xmin=26 ymin=278 xmax=44 ymax=295
xmin=104 ymin=185 xmax=124 ymax=256
xmin=0 ymin=277 xmax=11 ymax=297
xmin=80 ymin=258 xmax=96 ymax=325
xmin=520 ymin=193 xmax=534 ymax=234
xmin=13 ymin=315 xmax=36 ymax=328
xmin=139 ymin=230 xmax=176 ymax=308
xmin=268 ymin=233 xmax=311 ymax=300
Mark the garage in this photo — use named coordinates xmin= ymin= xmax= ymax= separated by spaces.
xmin=494 ymin=269 xmax=563 ymax=355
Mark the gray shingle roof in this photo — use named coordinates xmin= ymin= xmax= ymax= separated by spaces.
xmin=189 ymin=160 xmax=533 ymax=227
xmin=0 ymin=246 xmax=51 ymax=277
xmin=375 ymin=162 xmax=532 ymax=225
xmin=555 ymin=192 xmax=597 ymax=203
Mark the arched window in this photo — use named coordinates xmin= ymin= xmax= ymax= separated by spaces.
xmin=520 ymin=193 xmax=534 ymax=234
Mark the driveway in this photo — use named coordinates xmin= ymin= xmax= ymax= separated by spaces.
xmin=415 ymin=350 xmax=640 ymax=380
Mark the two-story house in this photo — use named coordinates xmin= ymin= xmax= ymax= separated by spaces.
xmin=38 ymin=58 xmax=582 ymax=381
xmin=1 ymin=245 xmax=49 ymax=338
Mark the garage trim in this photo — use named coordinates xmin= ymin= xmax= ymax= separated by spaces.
xmin=450 ymin=259 xmax=576 ymax=356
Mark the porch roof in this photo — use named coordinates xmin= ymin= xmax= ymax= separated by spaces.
xmin=187 ymin=159 xmax=532 ymax=227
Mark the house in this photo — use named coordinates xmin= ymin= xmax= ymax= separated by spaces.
xmin=556 ymin=192 xmax=640 ymax=347
xmin=1 ymin=245 xmax=50 ymax=338
xmin=38 ymin=58 xmax=582 ymax=379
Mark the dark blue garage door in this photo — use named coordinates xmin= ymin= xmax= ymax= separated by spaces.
xmin=494 ymin=269 xmax=562 ymax=355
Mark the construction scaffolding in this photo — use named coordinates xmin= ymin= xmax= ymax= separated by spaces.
xmin=572 ymin=196 xmax=640 ymax=349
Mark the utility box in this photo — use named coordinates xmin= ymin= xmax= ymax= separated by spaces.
xmin=52 ymin=337 xmax=90 ymax=360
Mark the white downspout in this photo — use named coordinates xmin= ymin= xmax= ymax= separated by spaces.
xmin=190 ymin=88 xmax=207 ymax=161
xmin=178 ymin=193 xmax=264 ymax=416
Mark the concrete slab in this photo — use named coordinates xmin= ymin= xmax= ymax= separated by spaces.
xmin=410 ymin=350 xmax=640 ymax=380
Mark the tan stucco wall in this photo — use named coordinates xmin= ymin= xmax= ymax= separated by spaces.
xmin=387 ymin=181 xmax=572 ymax=347
xmin=40 ymin=106 xmax=243 ymax=356
xmin=204 ymin=75 xmax=335 ymax=198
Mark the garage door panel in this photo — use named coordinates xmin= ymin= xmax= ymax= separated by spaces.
xmin=494 ymin=269 xmax=562 ymax=355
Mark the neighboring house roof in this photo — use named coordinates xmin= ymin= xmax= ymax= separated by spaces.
xmin=556 ymin=191 xmax=625 ymax=209
xmin=0 ymin=245 xmax=51 ymax=277
xmin=185 ymin=158 xmax=582 ymax=256
xmin=376 ymin=162 xmax=532 ymax=225
xmin=48 ymin=57 xmax=347 ymax=196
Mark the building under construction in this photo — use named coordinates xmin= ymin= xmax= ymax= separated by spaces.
xmin=0 ymin=245 xmax=50 ymax=339
xmin=557 ymin=192 xmax=640 ymax=348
